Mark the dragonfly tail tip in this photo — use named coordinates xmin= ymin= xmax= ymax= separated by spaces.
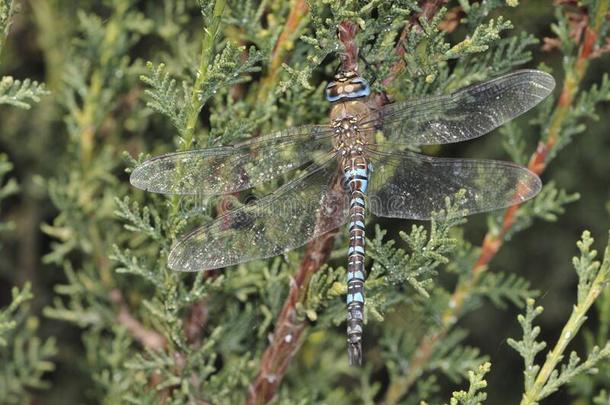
xmin=348 ymin=342 xmax=362 ymax=367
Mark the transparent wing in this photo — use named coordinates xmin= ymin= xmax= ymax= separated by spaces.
xmin=367 ymin=70 xmax=555 ymax=147
xmin=168 ymin=157 xmax=349 ymax=271
xmin=130 ymin=125 xmax=334 ymax=196
xmin=367 ymin=150 xmax=541 ymax=220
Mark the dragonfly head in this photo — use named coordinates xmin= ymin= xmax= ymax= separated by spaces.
xmin=325 ymin=70 xmax=370 ymax=103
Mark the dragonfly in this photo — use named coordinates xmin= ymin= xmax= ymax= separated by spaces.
xmin=130 ymin=68 xmax=555 ymax=366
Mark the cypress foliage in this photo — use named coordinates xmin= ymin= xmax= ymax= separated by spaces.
xmin=0 ymin=0 xmax=609 ymax=403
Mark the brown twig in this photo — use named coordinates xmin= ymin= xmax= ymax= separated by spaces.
xmin=184 ymin=299 xmax=209 ymax=346
xmin=110 ymin=289 xmax=175 ymax=400
xmin=380 ymin=0 xmax=448 ymax=89
xmin=337 ymin=20 xmax=360 ymax=71
xmin=246 ymin=20 xmax=362 ymax=404
xmin=248 ymin=2 xmax=445 ymax=402
xmin=256 ymin=0 xmax=309 ymax=102
xmin=383 ymin=1 xmax=608 ymax=402
xmin=109 ymin=289 xmax=167 ymax=351
xmin=246 ymin=222 xmax=340 ymax=405
xmin=247 ymin=1 xmax=449 ymax=400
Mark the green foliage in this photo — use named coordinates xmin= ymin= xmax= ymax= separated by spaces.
xmin=499 ymin=181 xmax=580 ymax=238
xmin=0 ymin=76 xmax=48 ymax=109
xmin=474 ymin=271 xmax=536 ymax=309
xmin=569 ymin=276 xmax=610 ymax=401
xmin=0 ymin=0 xmax=48 ymax=109
xmin=369 ymin=192 xmax=468 ymax=297
xmin=139 ymin=63 xmax=191 ymax=135
xmin=0 ymin=283 xmax=57 ymax=404
xmin=0 ymin=283 xmax=31 ymax=346
xmin=449 ymin=362 xmax=491 ymax=405
xmin=0 ymin=154 xmax=17 ymax=237
xmin=0 ymin=0 xmax=607 ymax=404
xmin=509 ymin=231 xmax=610 ymax=405
xmin=0 ymin=1 xmax=55 ymax=402
xmin=549 ymin=74 xmax=610 ymax=162
xmin=427 ymin=328 xmax=487 ymax=384
xmin=540 ymin=6 xmax=610 ymax=165
xmin=0 ymin=0 xmax=14 ymax=56
xmin=507 ymin=299 xmax=546 ymax=390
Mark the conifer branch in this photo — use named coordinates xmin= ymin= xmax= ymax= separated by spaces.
xmin=0 ymin=0 xmax=15 ymax=58
xmin=0 ymin=76 xmax=49 ymax=109
xmin=0 ymin=1 xmax=49 ymax=109
xmin=387 ymin=2 xmax=610 ymax=401
xmin=109 ymin=289 xmax=167 ymax=351
xmin=0 ymin=283 xmax=32 ymax=346
xmin=380 ymin=0 xmax=447 ymax=89
xmin=246 ymin=17 xmax=363 ymax=400
xmin=512 ymin=231 xmax=610 ymax=404
xmin=449 ymin=362 xmax=492 ymax=405
xmin=248 ymin=3 xmax=450 ymax=399
xmin=246 ymin=222 xmax=340 ymax=405
xmin=250 ymin=3 xmax=449 ymax=401
xmin=256 ymin=0 xmax=308 ymax=101
xmin=0 ymin=284 xmax=57 ymax=400
xmin=76 ymin=3 xmax=130 ymax=165
xmin=182 ymin=0 xmax=226 ymax=150
xmin=0 ymin=154 xmax=18 ymax=236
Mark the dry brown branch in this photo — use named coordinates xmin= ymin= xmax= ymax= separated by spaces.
xmin=380 ymin=0 xmax=448 ymax=89
xmin=109 ymin=289 xmax=167 ymax=351
xmin=247 ymin=2 xmax=448 ymax=402
xmin=184 ymin=299 xmax=209 ymax=346
xmin=246 ymin=223 xmax=340 ymax=405
xmin=246 ymin=17 xmax=362 ymax=404
xmin=256 ymin=0 xmax=309 ymax=101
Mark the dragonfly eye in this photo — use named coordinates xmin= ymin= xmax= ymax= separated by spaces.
xmin=325 ymin=77 xmax=371 ymax=102
xmin=325 ymin=81 xmax=342 ymax=102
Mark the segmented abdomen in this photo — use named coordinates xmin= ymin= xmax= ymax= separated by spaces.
xmin=342 ymin=155 xmax=369 ymax=366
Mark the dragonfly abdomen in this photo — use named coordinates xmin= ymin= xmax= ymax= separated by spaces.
xmin=343 ymin=155 xmax=369 ymax=366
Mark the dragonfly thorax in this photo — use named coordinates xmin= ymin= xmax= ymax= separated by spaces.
xmin=330 ymin=99 xmax=374 ymax=156
xmin=331 ymin=116 xmax=370 ymax=156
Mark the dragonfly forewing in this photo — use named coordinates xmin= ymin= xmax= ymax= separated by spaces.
xmin=367 ymin=70 xmax=555 ymax=148
xmin=130 ymin=125 xmax=333 ymax=195
xmin=366 ymin=150 xmax=541 ymax=220
xmin=168 ymin=157 xmax=350 ymax=271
